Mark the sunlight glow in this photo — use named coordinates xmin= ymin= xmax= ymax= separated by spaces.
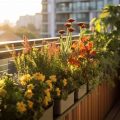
xmin=0 ymin=0 xmax=42 ymax=24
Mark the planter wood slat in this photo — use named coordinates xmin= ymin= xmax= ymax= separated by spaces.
xmin=55 ymin=81 xmax=119 ymax=120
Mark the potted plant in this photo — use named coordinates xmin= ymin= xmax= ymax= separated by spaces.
xmin=50 ymin=19 xmax=76 ymax=115
xmin=0 ymin=73 xmax=54 ymax=120
xmin=91 ymin=5 xmax=120 ymax=85
xmin=67 ymin=22 xmax=100 ymax=100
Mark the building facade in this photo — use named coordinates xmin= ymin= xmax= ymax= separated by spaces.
xmin=41 ymin=0 xmax=119 ymax=38
xmin=16 ymin=13 xmax=42 ymax=31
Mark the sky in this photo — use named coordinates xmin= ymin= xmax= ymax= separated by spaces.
xmin=0 ymin=0 xmax=42 ymax=24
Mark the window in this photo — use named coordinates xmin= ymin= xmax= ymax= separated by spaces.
xmin=107 ymin=0 xmax=113 ymax=4
xmin=97 ymin=0 xmax=104 ymax=10
xmin=42 ymin=4 xmax=48 ymax=12
xmin=56 ymin=14 xmax=70 ymax=22
xmin=90 ymin=1 xmax=96 ymax=10
xmin=56 ymin=24 xmax=64 ymax=32
xmin=41 ymin=25 xmax=48 ymax=32
xmin=73 ymin=2 xmax=90 ymax=11
xmin=56 ymin=2 xmax=72 ymax=12
xmin=43 ymin=15 xmax=48 ymax=22
xmin=70 ymin=13 xmax=89 ymax=22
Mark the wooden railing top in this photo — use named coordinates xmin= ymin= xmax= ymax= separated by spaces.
xmin=0 ymin=35 xmax=79 ymax=60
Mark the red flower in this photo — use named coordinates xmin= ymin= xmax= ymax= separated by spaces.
xmin=77 ymin=22 xmax=88 ymax=28
xmin=67 ymin=18 xmax=75 ymax=23
xmin=90 ymin=50 xmax=96 ymax=56
xmin=68 ymin=27 xmax=75 ymax=32
xmin=58 ymin=30 xmax=65 ymax=34
xmin=68 ymin=57 xmax=80 ymax=67
xmin=86 ymin=41 xmax=93 ymax=51
xmin=64 ymin=22 xmax=71 ymax=27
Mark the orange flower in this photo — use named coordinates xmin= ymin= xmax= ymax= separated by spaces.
xmin=47 ymin=42 xmax=60 ymax=58
xmin=81 ymin=35 xmax=90 ymax=43
xmin=68 ymin=57 xmax=80 ymax=67
xmin=90 ymin=50 xmax=96 ymax=57
xmin=22 ymin=36 xmax=31 ymax=54
xmin=71 ymin=41 xmax=78 ymax=50
xmin=86 ymin=41 xmax=93 ymax=51
xmin=79 ymin=42 xmax=86 ymax=51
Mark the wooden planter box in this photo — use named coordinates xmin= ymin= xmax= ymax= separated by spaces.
xmin=40 ymin=105 xmax=53 ymax=120
xmin=54 ymin=91 xmax=74 ymax=115
xmin=74 ymin=84 xmax=87 ymax=100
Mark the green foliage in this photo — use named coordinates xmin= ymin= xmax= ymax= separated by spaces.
xmin=15 ymin=27 xmax=38 ymax=39
xmin=91 ymin=5 xmax=120 ymax=84
xmin=0 ymin=73 xmax=53 ymax=120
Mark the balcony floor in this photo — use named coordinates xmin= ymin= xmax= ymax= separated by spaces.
xmin=105 ymin=100 xmax=120 ymax=120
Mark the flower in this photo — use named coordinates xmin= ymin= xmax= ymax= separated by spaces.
xmin=58 ymin=30 xmax=65 ymax=35
xmin=77 ymin=22 xmax=88 ymax=28
xmin=81 ymin=35 xmax=90 ymax=43
xmin=63 ymin=79 xmax=67 ymax=86
xmin=68 ymin=27 xmax=75 ymax=32
xmin=90 ymin=50 xmax=96 ymax=57
xmin=43 ymin=96 xmax=49 ymax=106
xmin=16 ymin=101 xmax=27 ymax=113
xmin=68 ymin=57 xmax=80 ymax=67
xmin=0 ymin=88 xmax=7 ymax=97
xmin=67 ymin=18 xmax=75 ymax=23
xmin=27 ymin=84 xmax=34 ymax=90
xmin=22 ymin=36 xmax=31 ymax=54
xmin=49 ymin=75 xmax=57 ymax=82
xmin=44 ymin=89 xmax=51 ymax=102
xmin=64 ymin=22 xmax=71 ymax=27
xmin=56 ymin=88 xmax=61 ymax=96
xmin=27 ymin=100 xmax=33 ymax=109
xmin=20 ymin=74 xmax=31 ymax=86
xmin=46 ymin=80 xmax=53 ymax=90
xmin=24 ymin=89 xmax=34 ymax=99
xmin=71 ymin=41 xmax=78 ymax=50
xmin=47 ymin=42 xmax=60 ymax=58
xmin=86 ymin=41 xmax=93 ymax=51
xmin=0 ymin=80 xmax=5 ymax=89
xmin=33 ymin=73 xmax=45 ymax=81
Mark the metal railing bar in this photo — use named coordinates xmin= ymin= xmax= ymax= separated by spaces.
xmin=0 ymin=64 xmax=8 ymax=67
xmin=0 ymin=69 xmax=9 ymax=73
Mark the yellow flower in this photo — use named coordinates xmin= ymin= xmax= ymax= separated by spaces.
xmin=46 ymin=80 xmax=52 ymax=90
xmin=20 ymin=74 xmax=31 ymax=86
xmin=43 ymin=96 xmax=49 ymax=106
xmin=49 ymin=75 xmax=57 ymax=82
xmin=27 ymin=100 xmax=33 ymax=109
xmin=16 ymin=101 xmax=27 ymax=113
xmin=0 ymin=80 xmax=5 ymax=89
xmin=0 ymin=88 xmax=7 ymax=97
xmin=44 ymin=89 xmax=51 ymax=102
xmin=27 ymin=84 xmax=34 ymax=90
xmin=63 ymin=79 xmax=67 ymax=86
xmin=33 ymin=73 xmax=45 ymax=81
xmin=24 ymin=89 xmax=33 ymax=99
xmin=56 ymin=88 xmax=61 ymax=96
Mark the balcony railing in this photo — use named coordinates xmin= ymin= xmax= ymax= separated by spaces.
xmin=0 ymin=35 xmax=79 ymax=74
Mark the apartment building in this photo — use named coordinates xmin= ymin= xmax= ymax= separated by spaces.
xmin=16 ymin=13 xmax=42 ymax=31
xmin=41 ymin=0 xmax=120 ymax=38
